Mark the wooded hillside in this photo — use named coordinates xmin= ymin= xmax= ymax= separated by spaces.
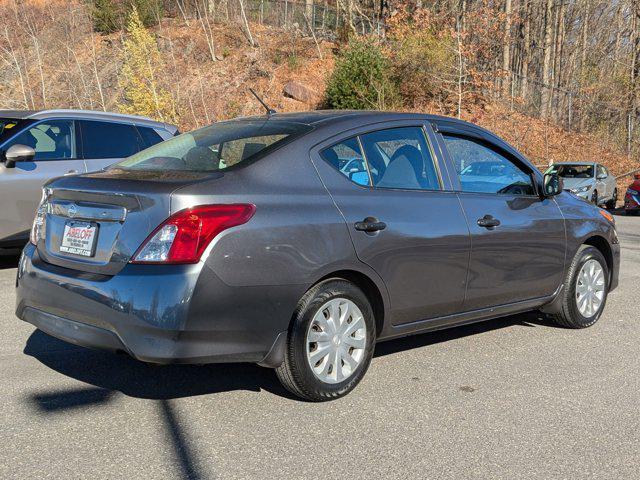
xmin=1 ymin=0 xmax=639 ymax=180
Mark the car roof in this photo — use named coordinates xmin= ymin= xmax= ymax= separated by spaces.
xmin=234 ymin=110 xmax=472 ymax=126
xmin=551 ymin=162 xmax=597 ymax=166
xmin=0 ymin=109 xmax=176 ymax=131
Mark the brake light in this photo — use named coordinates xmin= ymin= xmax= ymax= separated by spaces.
xmin=131 ymin=204 xmax=255 ymax=264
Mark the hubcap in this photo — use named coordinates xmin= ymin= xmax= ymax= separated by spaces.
xmin=306 ymin=298 xmax=367 ymax=384
xmin=575 ymin=259 xmax=606 ymax=318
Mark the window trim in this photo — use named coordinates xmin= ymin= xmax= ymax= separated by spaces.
xmin=316 ymin=124 xmax=446 ymax=193
xmin=0 ymin=118 xmax=80 ymax=162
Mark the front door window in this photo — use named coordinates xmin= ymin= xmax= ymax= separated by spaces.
xmin=6 ymin=120 xmax=76 ymax=160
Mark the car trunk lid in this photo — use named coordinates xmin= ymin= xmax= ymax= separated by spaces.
xmin=37 ymin=169 xmax=218 ymax=275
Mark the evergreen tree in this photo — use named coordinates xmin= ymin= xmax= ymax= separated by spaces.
xmin=118 ymin=7 xmax=176 ymax=122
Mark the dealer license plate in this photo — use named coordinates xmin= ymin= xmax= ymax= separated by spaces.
xmin=60 ymin=221 xmax=98 ymax=257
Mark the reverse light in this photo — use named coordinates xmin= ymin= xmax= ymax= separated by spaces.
xmin=131 ymin=204 xmax=255 ymax=264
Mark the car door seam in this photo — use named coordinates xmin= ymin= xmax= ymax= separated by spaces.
xmin=455 ymin=193 xmax=473 ymax=308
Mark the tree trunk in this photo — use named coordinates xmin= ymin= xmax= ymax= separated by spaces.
xmin=520 ymin=0 xmax=531 ymax=101
xmin=502 ymin=0 xmax=512 ymax=98
xmin=540 ymin=0 xmax=554 ymax=119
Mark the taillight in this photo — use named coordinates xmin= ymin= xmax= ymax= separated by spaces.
xmin=131 ymin=204 xmax=255 ymax=264
xmin=30 ymin=188 xmax=50 ymax=245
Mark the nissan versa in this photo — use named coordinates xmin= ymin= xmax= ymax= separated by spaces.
xmin=16 ymin=112 xmax=620 ymax=401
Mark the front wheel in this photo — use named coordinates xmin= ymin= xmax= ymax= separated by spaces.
xmin=551 ymin=245 xmax=609 ymax=329
xmin=591 ymin=190 xmax=598 ymax=205
xmin=276 ymin=279 xmax=376 ymax=401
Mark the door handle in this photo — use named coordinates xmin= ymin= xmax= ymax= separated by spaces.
xmin=354 ymin=217 xmax=387 ymax=233
xmin=477 ymin=214 xmax=501 ymax=229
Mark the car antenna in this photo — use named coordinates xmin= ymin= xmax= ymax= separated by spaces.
xmin=249 ymin=88 xmax=276 ymax=116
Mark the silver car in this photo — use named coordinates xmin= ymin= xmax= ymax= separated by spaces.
xmin=546 ymin=162 xmax=618 ymax=208
xmin=0 ymin=110 xmax=177 ymax=250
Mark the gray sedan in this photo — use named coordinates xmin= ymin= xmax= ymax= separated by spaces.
xmin=16 ymin=111 xmax=620 ymax=401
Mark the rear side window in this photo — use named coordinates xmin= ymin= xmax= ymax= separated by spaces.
xmin=137 ymin=126 xmax=164 ymax=148
xmin=114 ymin=120 xmax=312 ymax=172
xmin=320 ymin=138 xmax=370 ymax=186
xmin=359 ymin=127 xmax=439 ymax=190
xmin=80 ymin=121 xmax=142 ymax=159
xmin=443 ymin=134 xmax=536 ymax=196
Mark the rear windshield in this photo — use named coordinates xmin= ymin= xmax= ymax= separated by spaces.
xmin=0 ymin=118 xmax=25 ymax=144
xmin=112 ymin=119 xmax=312 ymax=172
xmin=547 ymin=164 xmax=594 ymax=178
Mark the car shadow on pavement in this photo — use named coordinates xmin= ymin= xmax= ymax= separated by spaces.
xmin=22 ymin=311 xmax=554 ymax=480
xmin=0 ymin=252 xmax=20 ymax=270
xmin=23 ymin=329 xmax=293 ymax=401
xmin=24 ymin=309 xmax=553 ymax=403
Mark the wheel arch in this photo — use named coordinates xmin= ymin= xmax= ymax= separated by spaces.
xmin=583 ymin=234 xmax=613 ymax=278
xmin=315 ymin=270 xmax=386 ymax=338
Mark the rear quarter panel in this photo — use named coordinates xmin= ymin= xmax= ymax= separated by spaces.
xmin=170 ymin=138 xmax=390 ymax=337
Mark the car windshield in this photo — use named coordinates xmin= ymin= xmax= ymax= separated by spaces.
xmin=0 ymin=118 xmax=25 ymax=144
xmin=113 ymin=119 xmax=312 ymax=172
xmin=547 ymin=164 xmax=594 ymax=178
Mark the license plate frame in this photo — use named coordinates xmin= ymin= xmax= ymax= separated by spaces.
xmin=60 ymin=221 xmax=99 ymax=257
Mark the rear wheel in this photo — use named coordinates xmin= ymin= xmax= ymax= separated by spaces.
xmin=276 ymin=279 xmax=376 ymax=401
xmin=606 ymin=189 xmax=618 ymax=210
xmin=551 ymin=245 xmax=609 ymax=329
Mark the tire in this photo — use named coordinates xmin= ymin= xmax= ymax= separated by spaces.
xmin=551 ymin=245 xmax=609 ymax=329
xmin=276 ymin=279 xmax=376 ymax=401
xmin=591 ymin=190 xmax=598 ymax=205
xmin=606 ymin=189 xmax=617 ymax=210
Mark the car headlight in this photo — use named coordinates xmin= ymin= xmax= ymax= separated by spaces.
xmin=572 ymin=185 xmax=591 ymax=194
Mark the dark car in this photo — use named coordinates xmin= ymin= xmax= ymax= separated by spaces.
xmin=624 ymin=173 xmax=640 ymax=215
xmin=16 ymin=111 xmax=620 ymax=401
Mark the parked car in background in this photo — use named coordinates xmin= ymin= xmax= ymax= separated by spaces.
xmin=624 ymin=173 xmax=640 ymax=215
xmin=16 ymin=112 xmax=619 ymax=401
xmin=545 ymin=162 xmax=618 ymax=209
xmin=0 ymin=110 xmax=178 ymax=250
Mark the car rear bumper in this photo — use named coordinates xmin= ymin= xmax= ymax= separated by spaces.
xmin=16 ymin=244 xmax=295 ymax=366
xmin=624 ymin=191 xmax=640 ymax=211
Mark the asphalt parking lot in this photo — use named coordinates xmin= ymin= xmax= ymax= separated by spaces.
xmin=1 ymin=214 xmax=638 ymax=480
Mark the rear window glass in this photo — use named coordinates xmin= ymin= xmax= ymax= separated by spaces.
xmin=137 ymin=126 xmax=164 ymax=148
xmin=113 ymin=120 xmax=312 ymax=172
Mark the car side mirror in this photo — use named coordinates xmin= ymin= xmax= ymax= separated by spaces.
xmin=597 ymin=173 xmax=607 ymax=180
xmin=3 ymin=144 xmax=35 ymax=168
xmin=543 ymin=173 xmax=563 ymax=197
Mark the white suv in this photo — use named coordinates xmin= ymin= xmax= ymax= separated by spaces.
xmin=0 ymin=110 xmax=177 ymax=250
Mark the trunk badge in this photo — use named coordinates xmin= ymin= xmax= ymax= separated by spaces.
xmin=68 ymin=204 xmax=78 ymax=218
